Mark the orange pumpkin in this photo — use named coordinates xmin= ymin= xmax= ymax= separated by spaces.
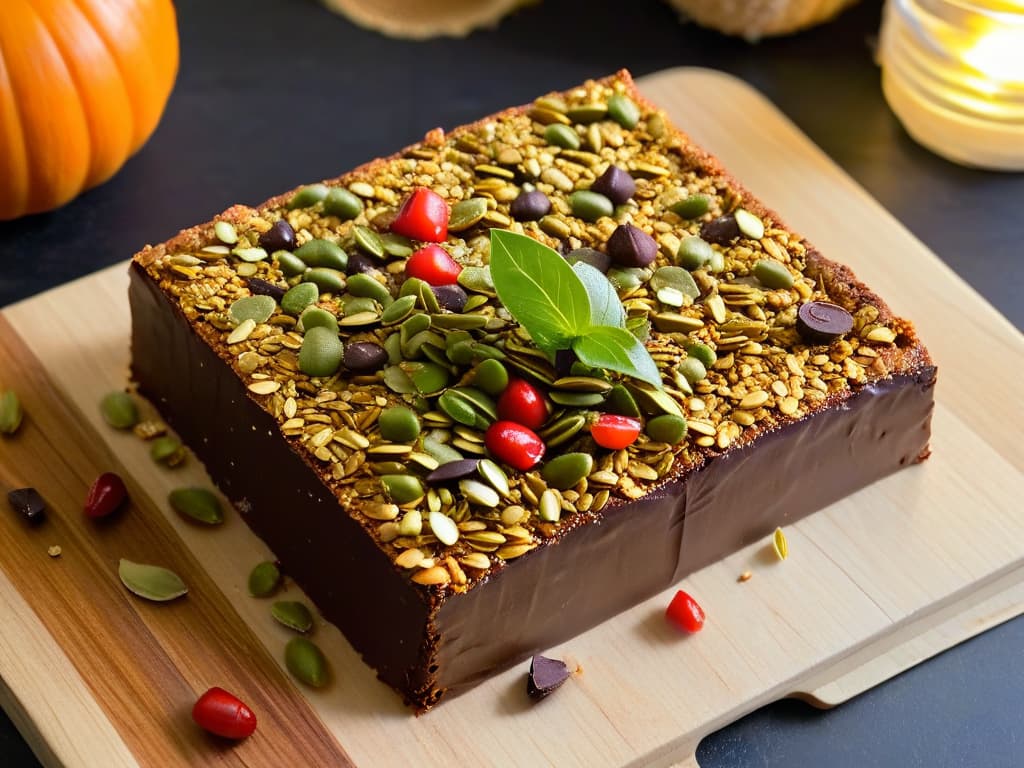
xmin=0 ymin=0 xmax=179 ymax=220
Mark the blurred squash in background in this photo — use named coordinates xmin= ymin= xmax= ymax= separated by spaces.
xmin=0 ymin=0 xmax=179 ymax=220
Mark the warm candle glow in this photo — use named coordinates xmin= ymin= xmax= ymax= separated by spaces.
xmin=962 ymin=28 xmax=1024 ymax=84
xmin=879 ymin=0 xmax=1024 ymax=170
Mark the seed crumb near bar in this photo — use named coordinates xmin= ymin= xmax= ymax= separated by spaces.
xmin=136 ymin=71 xmax=920 ymax=595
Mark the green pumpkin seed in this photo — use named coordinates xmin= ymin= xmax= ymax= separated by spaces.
xmin=294 ymin=239 xmax=347 ymax=271
xmin=457 ymin=265 xmax=495 ymax=296
xmin=381 ymin=474 xmax=424 ymax=504
xmin=552 ymin=376 xmax=613 ymax=393
xmin=118 ymin=559 xmax=187 ymax=602
xmin=735 ymin=208 xmax=765 ymax=239
xmin=381 ymin=295 xmax=417 ymax=324
xmin=626 ymin=381 xmax=684 ymax=417
xmin=651 ymin=266 xmax=700 ymax=300
xmin=271 ymin=601 xmax=314 ymax=633
xmin=422 ymin=436 xmax=464 ymax=465
xmin=607 ymin=93 xmax=640 ymax=128
xmin=288 ymin=184 xmax=329 ymax=209
xmin=677 ymin=357 xmax=707 ymax=384
xmin=544 ymin=123 xmax=580 ymax=150
xmin=380 ymin=232 xmax=413 ymax=257
xmin=281 ymin=282 xmax=319 ymax=316
xmin=275 ymin=251 xmax=307 ymax=277
xmin=214 ymin=220 xmax=238 ymax=244
xmin=459 ymin=479 xmax=500 ymax=509
xmin=0 ymin=390 xmax=23 ymax=435
xmin=169 ymin=487 xmax=223 ymax=524
xmin=342 ymin=296 xmax=377 ymax=316
xmin=753 ymin=259 xmax=794 ymax=289
xmin=383 ymin=365 xmax=416 ymax=394
xmin=686 ymin=342 xmax=717 ymax=368
xmin=402 ymin=361 xmax=449 ymax=395
xmin=323 ymin=187 xmax=363 ymax=220
xmin=299 ymin=326 xmax=344 ymax=378
xmin=229 ymin=295 xmax=276 ymax=324
xmin=338 ymin=310 xmax=380 ymax=328
xmin=454 ymin=387 xmax=498 ymax=421
xmin=302 ymin=267 xmax=346 ymax=293
xmin=448 ymin=198 xmax=489 ymax=232
xmin=429 ymin=510 xmax=460 ymax=545
xmin=670 ymin=194 xmax=711 ymax=220
xmin=285 ymin=637 xmax=329 ymax=688
xmin=542 ymin=453 xmax=594 ymax=491
xmin=538 ymin=412 xmax=586 ymax=447
xmin=347 ymin=272 xmax=393 ymax=305
xmin=400 ymin=277 xmax=442 ymax=314
xmin=471 ymin=359 xmax=508 ymax=395
xmin=199 ymin=244 xmax=231 ymax=258
xmin=676 ymin=236 xmax=714 ymax=270
xmin=477 ymin=459 xmax=510 ymax=497
xmin=100 ymin=391 xmax=138 ymax=429
xmin=437 ymin=391 xmax=476 ymax=426
xmin=298 ymin=306 xmax=339 ymax=334
xmin=539 ymin=489 xmax=561 ymax=523
xmin=605 ymin=384 xmax=641 ymax=417
xmin=353 ymin=225 xmax=384 ymax=258
xmin=248 ymin=561 xmax=281 ymax=597
xmin=379 ymin=406 xmax=421 ymax=442
xmin=646 ymin=414 xmax=688 ymax=444
xmin=652 ymin=313 xmax=705 ymax=333
xmin=549 ymin=390 xmax=606 ymax=407
xmin=421 ymin=342 xmax=451 ymax=368
xmin=708 ymin=251 xmax=726 ymax=273
xmin=567 ymin=103 xmax=607 ymax=123
xmin=400 ymin=311 xmax=431 ymax=344
xmin=626 ymin=315 xmax=651 ymax=342
xmin=233 ymin=246 xmax=268 ymax=263
xmin=607 ymin=267 xmax=645 ymax=292
xmin=150 ymin=435 xmax=184 ymax=466
xmin=569 ymin=190 xmax=613 ymax=222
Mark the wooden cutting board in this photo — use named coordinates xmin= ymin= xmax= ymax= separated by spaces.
xmin=0 ymin=68 xmax=1021 ymax=768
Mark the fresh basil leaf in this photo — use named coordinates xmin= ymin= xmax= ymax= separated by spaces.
xmin=489 ymin=230 xmax=590 ymax=351
xmin=573 ymin=262 xmax=625 ymax=329
xmin=572 ymin=326 xmax=662 ymax=387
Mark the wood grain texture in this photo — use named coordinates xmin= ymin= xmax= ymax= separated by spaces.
xmin=0 ymin=316 xmax=353 ymax=766
xmin=0 ymin=68 xmax=1021 ymax=767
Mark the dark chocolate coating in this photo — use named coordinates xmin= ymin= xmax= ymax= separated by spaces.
xmin=130 ymin=262 xmax=935 ymax=710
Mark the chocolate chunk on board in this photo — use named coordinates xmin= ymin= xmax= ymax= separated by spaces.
xmin=527 ymin=655 xmax=570 ymax=701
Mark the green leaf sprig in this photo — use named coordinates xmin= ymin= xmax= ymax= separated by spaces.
xmin=489 ymin=229 xmax=661 ymax=387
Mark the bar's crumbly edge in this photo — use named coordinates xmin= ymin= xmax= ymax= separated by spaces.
xmin=129 ymin=68 xmax=934 ymax=709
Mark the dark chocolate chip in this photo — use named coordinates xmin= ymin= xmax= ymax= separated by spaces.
xmin=509 ymin=190 xmax=551 ymax=222
xmin=566 ymin=248 xmax=611 ymax=274
xmin=527 ymin=655 xmax=570 ymax=701
xmin=258 ymin=219 xmax=296 ymax=253
xmin=426 ymin=459 xmax=480 ymax=484
xmin=700 ymin=214 xmax=741 ymax=245
xmin=246 ymin=277 xmax=287 ymax=303
xmin=8 ymin=487 xmax=46 ymax=525
xmin=796 ymin=301 xmax=854 ymax=344
xmin=343 ymin=341 xmax=388 ymax=374
xmin=589 ymin=165 xmax=635 ymax=205
xmin=432 ymin=284 xmax=468 ymax=313
xmin=345 ymin=252 xmax=378 ymax=275
xmin=554 ymin=349 xmax=577 ymax=377
xmin=606 ymin=223 xmax=658 ymax=267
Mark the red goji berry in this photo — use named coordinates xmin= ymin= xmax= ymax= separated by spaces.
xmin=391 ymin=187 xmax=449 ymax=242
xmin=665 ymin=589 xmax=705 ymax=633
xmin=590 ymin=413 xmax=642 ymax=449
xmin=485 ymin=420 xmax=545 ymax=471
xmin=497 ymin=378 xmax=549 ymax=431
xmin=83 ymin=472 xmax=128 ymax=518
xmin=192 ymin=687 xmax=257 ymax=740
xmin=405 ymin=244 xmax=462 ymax=285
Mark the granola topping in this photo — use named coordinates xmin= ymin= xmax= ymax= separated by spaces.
xmin=139 ymin=74 xmax=911 ymax=594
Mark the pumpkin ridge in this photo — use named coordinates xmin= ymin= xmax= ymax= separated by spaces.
xmin=0 ymin=34 xmax=31 ymax=218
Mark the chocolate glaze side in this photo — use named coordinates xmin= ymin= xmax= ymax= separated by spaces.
xmin=432 ymin=367 xmax=936 ymax=698
xmin=128 ymin=263 xmax=437 ymax=699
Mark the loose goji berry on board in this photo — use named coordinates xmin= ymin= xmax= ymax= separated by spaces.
xmin=192 ymin=687 xmax=257 ymax=740
xmin=665 ymin=590 xmax=706 ymax=634
xmin=83 ymin=472 xmax=128 ymax=518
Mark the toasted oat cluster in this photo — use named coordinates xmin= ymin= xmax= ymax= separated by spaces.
xmin=136 ymin=71 xmax=913 ymax=594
